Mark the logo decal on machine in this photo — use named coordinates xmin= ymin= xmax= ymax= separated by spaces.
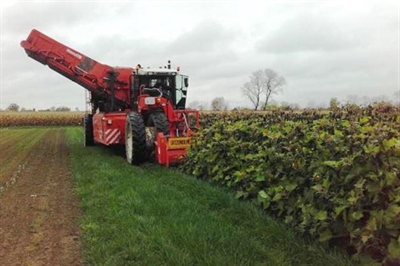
xmin=168 ymin=137 xmax=191 ymax=149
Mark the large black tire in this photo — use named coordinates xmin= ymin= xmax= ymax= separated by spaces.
xmin=147 ymin=112 xmax=169 ymax=135
xmin=125 ymin=112 xmax=147 ymax=165
xmin=83 ymin=114 xmax=94 ymax=146
xmin=146 ymin=112 xmax=169 ymax=161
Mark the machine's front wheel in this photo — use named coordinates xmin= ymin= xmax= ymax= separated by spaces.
xmin=125 ymin=112 xmax=147 ymax=165
xmin=147 ymin=112 xmax=169 ymax=135
xmin=83 ymin=114 xmax=94 ymax=147
xmin=146 ymin=112 xmax=169 ymax=159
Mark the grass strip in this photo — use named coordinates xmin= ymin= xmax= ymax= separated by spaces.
xmin=66 ymin=127 xmax=353 ymax=266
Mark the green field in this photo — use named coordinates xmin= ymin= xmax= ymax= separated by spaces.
xmin=0 ymin=127 xmax=355 ymax=265
xmin=3 ymin=105 xmax=398 ymax=264
xmin=66 ymin=127 xmax=352 ymax=265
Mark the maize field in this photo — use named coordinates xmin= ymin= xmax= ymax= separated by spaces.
xmin=0 ymin=111 xmax=83 ymax=127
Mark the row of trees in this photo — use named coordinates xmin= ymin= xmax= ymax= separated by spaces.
xmin=6 ymin=68 xmax=399 ymax=112
xmin=4 ymin=103 xmax=76 ymax=112
xmin=240 ymin=69 xmax=399 ymax=110
xmin=190 ymin=67 xmax=399 ymax=111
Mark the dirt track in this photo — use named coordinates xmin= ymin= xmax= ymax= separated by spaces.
xmin=0 ymin=129 xmax=82 ymax=266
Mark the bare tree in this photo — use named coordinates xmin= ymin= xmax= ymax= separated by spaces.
xmin=289 ymin=103 xmax=300 ymax=110
xmin=329 ymin=98 xmax=340 ymax=110
xmin=360 ymin=95 xmax=371 ymax=106
xmin=372 ymin=95 xmax=389 ymax=103
xmin=187 ymin=100 xmax=199 ymax=109
xmin=346 ymin=94 xmax=360 ymax=105
xmin=6 ymin=103 xmax=20 ymax=112
xmin=262 ymin=69 xmax=286 ymax=110
xmin=56 ymin=106 xmax=71 ymax=111
xmin=316 ymin=102 xmax=328 ymax=109
xmin=279 ymin=101 xmax=300 ymax=110
xmin=197 ymin=102 xmax=207 ymax=110
xmin=211 ymin=97 xmax=227 ymax=111
xmin=241 ymin=81 xmax=262 ymax=110
xmin=280 ymin=101 xmax=290 ymax=108
xmin=187 ymin=100 xmax=208 ymax=111
xmin=242 ymin=69 xmax=286 ymax=110
xmin=268 ymin=99 xmax=278 ymax=106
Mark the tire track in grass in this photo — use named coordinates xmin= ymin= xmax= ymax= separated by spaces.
xmin=0 ymin=128 xmax=26 ymax=145
xmin=0 ymin=128 xmax=82 ymax=266
xmin=0 ymin=128 xmax=47 ymax=187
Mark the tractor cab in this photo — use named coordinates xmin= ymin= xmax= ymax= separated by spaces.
xmin=133 ymin=66 xmax=188 ymax=110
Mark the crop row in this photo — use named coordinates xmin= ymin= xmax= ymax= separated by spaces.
xmin=183 ymin=107 xmax=400 ymax=264
xmin=0 ymin=112 xmax=83 ymax=127
xmin=199 ymin=103 xmax=399 ymax=128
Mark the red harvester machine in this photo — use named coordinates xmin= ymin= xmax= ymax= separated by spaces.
xmin=21 ymin=29 xmax=199 ymax=166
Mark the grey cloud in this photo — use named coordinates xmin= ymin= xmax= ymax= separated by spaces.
xmin=2 ymin=69 xmax=85 ymax=110
xmin=3 ymin=3 xmax=100 ymax=35
xmin=164 ymin=20 xmax=241 ymax=79
xmin=74 ymin=35 xmax=170 ymax=70
xmin=256 ymin=14 xmax=355 ymax=54
xmin=1 ymin=2 xmax=398 ymax=110
xmin=78 ymin=20 xmax=241 ymax=76
xmin=167 ymin=20 xmax=237 ymax=54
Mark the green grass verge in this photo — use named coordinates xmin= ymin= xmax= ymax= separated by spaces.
xmin=66 ymin=127 xmax=354 ymax=266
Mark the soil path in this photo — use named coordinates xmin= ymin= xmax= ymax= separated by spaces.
xmin=0 ymin=128 xmax=82 ymax=266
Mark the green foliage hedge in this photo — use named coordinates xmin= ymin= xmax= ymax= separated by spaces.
xmin=182 ymin=106 xmax=400 ymax=264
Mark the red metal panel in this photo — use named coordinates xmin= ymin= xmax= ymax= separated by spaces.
xmin=93 ymin=113 xmax=105 ymax=144
xmin=93 ymin=112 xmax=127 ymax=145
xmin=155 ymin=132 xmax=187 ymax=167
xmin=20 ymin=29 xmax=133 ymax=107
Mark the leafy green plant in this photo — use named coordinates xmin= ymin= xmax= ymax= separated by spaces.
xmin=183 ymin=108 xmax=400 ymax=264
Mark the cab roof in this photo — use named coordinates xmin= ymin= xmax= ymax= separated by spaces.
xmin=136 ymin=68 xmax=179 ymax=76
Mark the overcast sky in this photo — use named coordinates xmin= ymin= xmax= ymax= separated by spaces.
xmin=1 ymin=1 xmax=399 ymax=110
